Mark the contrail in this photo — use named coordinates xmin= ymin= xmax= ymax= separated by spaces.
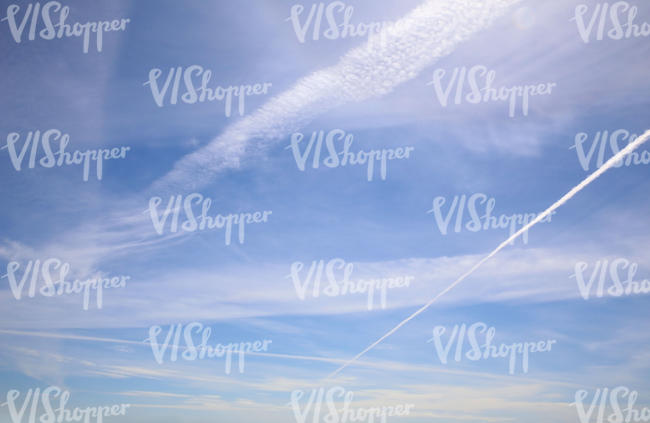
xmin=327 ymin=129 xmax=650 ymax=379
xmin=152 ymin=0 xmax=521 ymax=192
xmin=0 ymin=329 xmax=581 ymax=387
xmin=0 ymin=328 xmax=345 ymax=363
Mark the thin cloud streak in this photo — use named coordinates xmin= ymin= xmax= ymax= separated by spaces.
xmin=0 ymin=330 xmax=582 ymax=390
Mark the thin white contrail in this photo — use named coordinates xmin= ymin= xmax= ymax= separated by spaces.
xmin=0 ymin=328 xmax=580 ymax=387
xmin=0 ymin=328 xmax=343 ymax=363
xmin=152 ymin=0 xmax=521 ymax=192
xmin=327 ymin=129 xmax=650 ymax=379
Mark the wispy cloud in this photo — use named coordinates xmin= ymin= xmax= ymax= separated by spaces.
xmin=152 ymin=0 xmax=521 ymax=192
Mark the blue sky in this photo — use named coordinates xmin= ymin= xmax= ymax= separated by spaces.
xmin=1 ymin=0 xmax=650 ymax=422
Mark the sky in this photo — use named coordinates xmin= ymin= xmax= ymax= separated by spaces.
xmin=0 ymin=0 xmax=650 ymax=422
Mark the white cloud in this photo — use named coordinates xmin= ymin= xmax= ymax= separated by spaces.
xmin=152 ymin=0 xmax=522 ymax=193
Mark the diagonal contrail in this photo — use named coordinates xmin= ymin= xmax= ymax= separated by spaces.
xmin=327 ymin=129 xmax=650 ymax=379
xmin=152 ymin=0 xmax=522 ymax=192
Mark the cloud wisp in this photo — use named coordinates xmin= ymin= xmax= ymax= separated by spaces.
xmin=152 ymin=0 xmax=522 ymax=193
